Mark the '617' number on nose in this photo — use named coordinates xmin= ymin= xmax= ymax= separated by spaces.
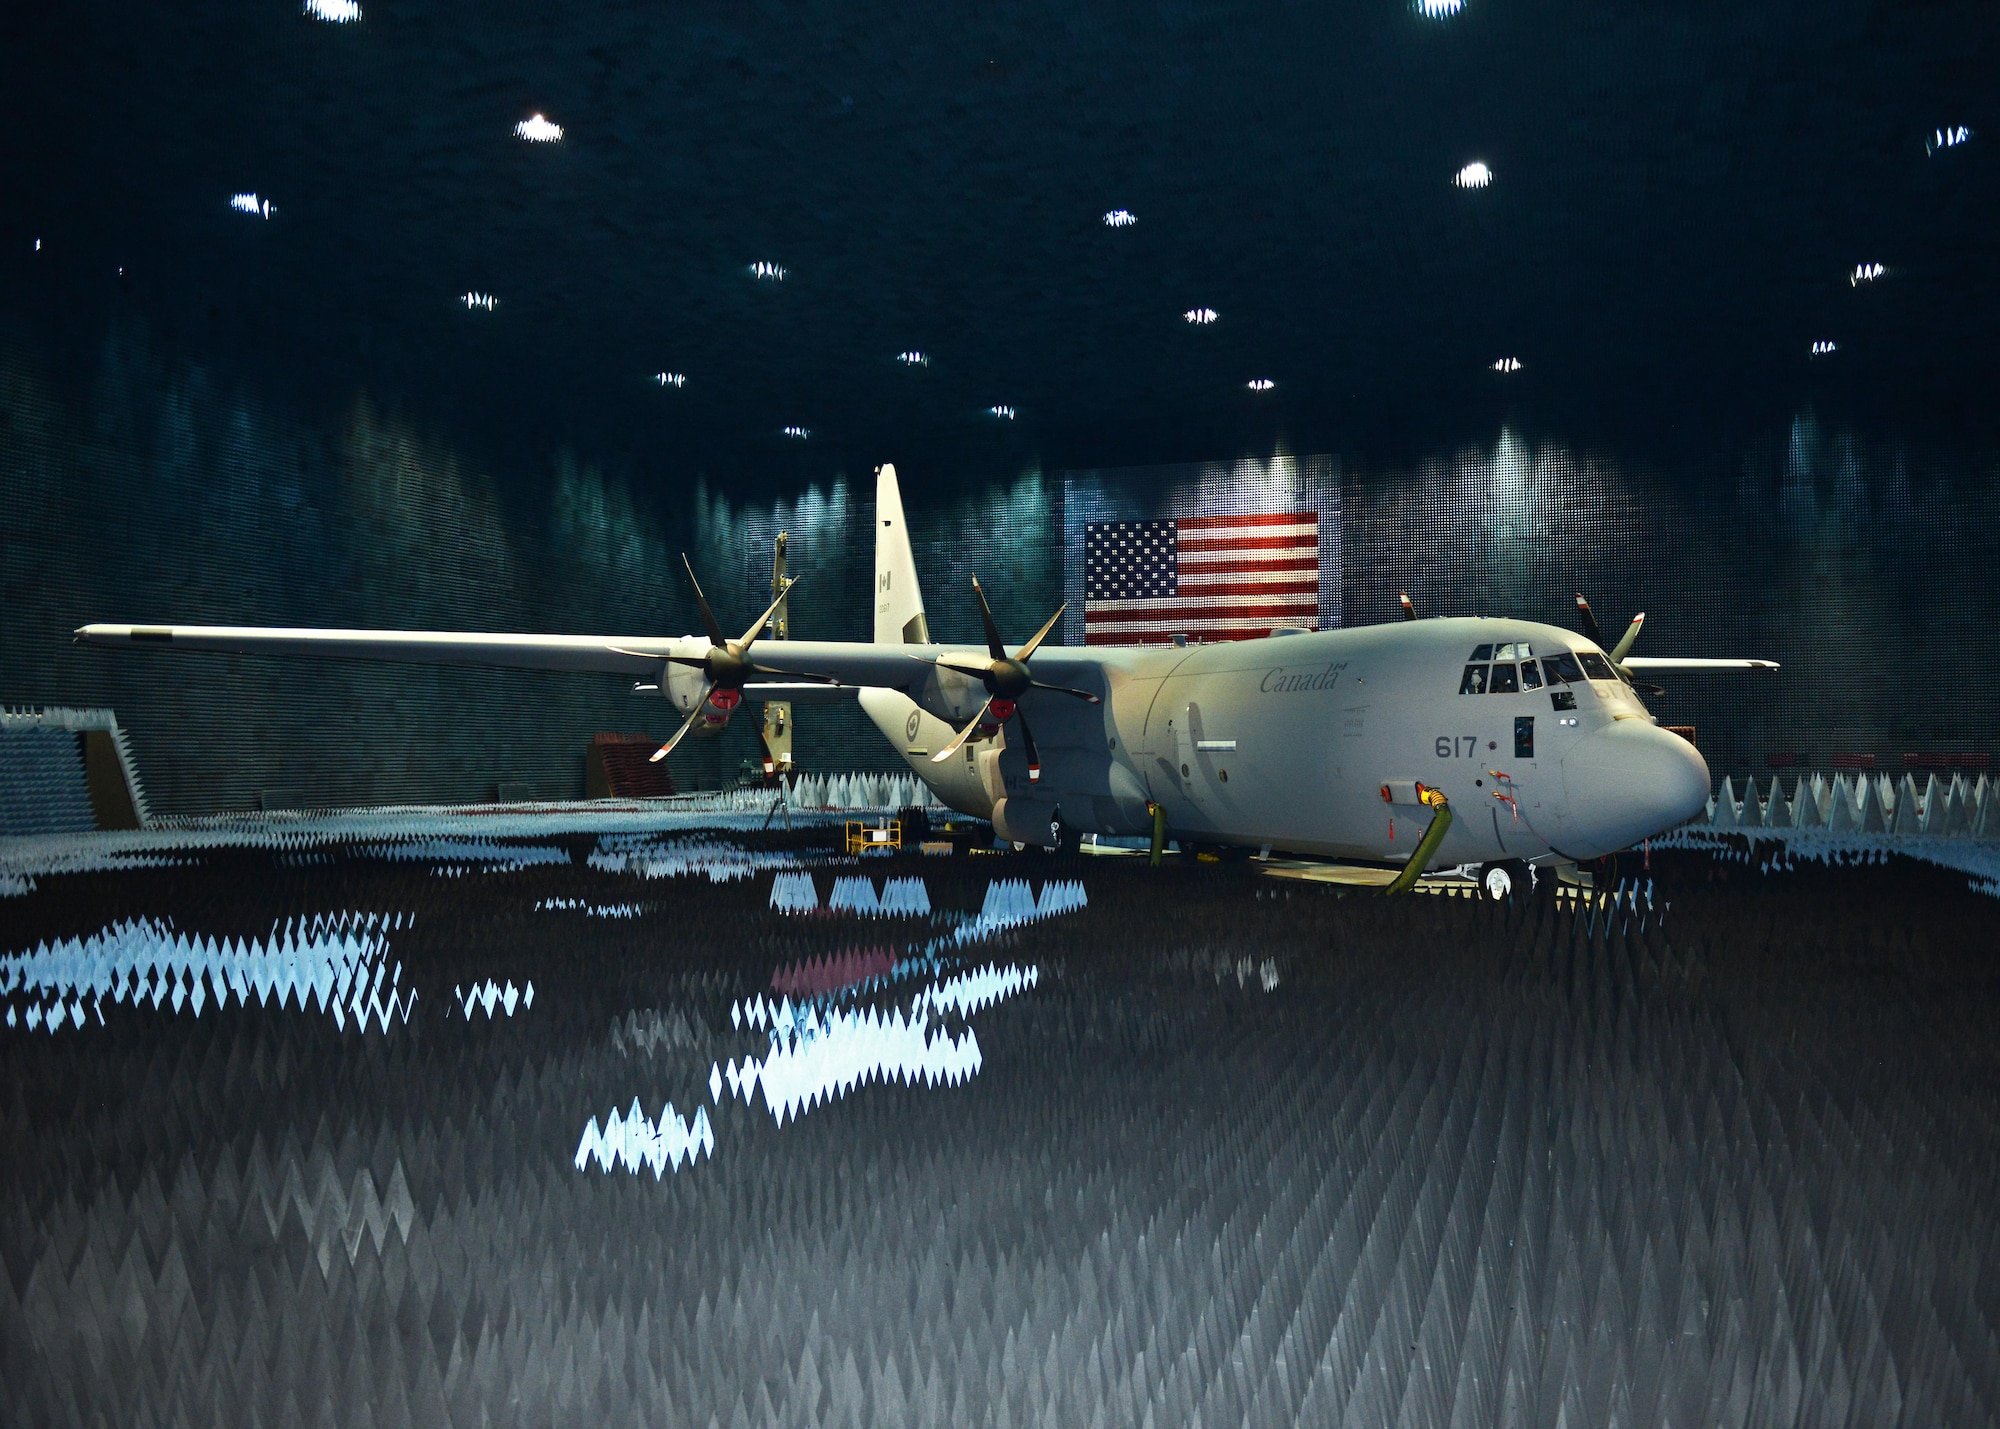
xmin=1435 ymin=736 xmax=1477 ymax=758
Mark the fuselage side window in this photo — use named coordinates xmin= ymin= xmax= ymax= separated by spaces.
xmin=1519 ymin=659 xmax=1544 ymax=690
xmin=1488 ymin=662 xmax=1520 ymax=694
xmin=1459 ymin=664 xmax=1489 ymax=695
xmin=1543 ymin=652 xmax=1584 ymax=685
xmin=1577 ymin=651 xmax=1617 ymax=681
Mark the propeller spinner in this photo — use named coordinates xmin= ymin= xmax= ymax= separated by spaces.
xmin=928 ymin=578 xmax=1100 ymax=783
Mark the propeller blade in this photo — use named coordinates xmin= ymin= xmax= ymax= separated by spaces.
xmin=970 ymin=577 xmax=1008 ymax=661
xmin=1573 ymin=594 xmax=1604 ymax=647
xmin=1012 ymin=705 xmax=1042 ymax=783
xmin=682 ymin=556 xmax=729 ymax=648
xmin=663 ymin=655 xmax=711 ymax=669
xmin=1029 ymin=680 xmax=1102 ymax=704
xmin=737 ymin=572 xmax=804 ymax=650
xmin=1013 ymin=603 xmax=1068 ymax=661
xmin=929 ymin=696 xmax=996 ymax=765
xmin=1610 ymin=612 xmax=1646 ymax=663
xmin=933 ymin=653 xmax=994 ymax=678
xmin=649 ymin=693 xmax=710 ymax=763
xmin=1399 ymin=592 xmax=1417 ymax=622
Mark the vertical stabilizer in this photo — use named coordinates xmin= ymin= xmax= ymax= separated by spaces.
xmin=873 ymin=464 xmax=930 ymax=645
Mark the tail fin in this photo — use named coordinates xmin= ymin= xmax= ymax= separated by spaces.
xmin=873 ymin=464 xmax=930 ymax=645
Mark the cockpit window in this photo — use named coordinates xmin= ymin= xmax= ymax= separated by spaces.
xmin=1458 ymin=664 xmax=1488 ymax=695
xmin=1468 ymin=644 xmax=1494 ymax=662
xmin=1542 ymin=652 xmax=1584 ymax=685
xmin=1577 ymin=651 xmax=1617 ymax=681
xmin=1488 ymin=661 xmax=1520 ymax=693
xmin=1519 ymin=659 xmax=1544 ymax=690
xmin=1493 ymin=642 xmax=1533 ymax=661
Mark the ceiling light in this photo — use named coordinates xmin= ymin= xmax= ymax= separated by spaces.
xmin=1928 ymin=125 xmax=1972 ymax=154
xmin=303 ymin=0 xmax=361 ymax=20
xmin=1184 ymin=308 xmax=1218 ymax=325
xmin=229 ymin=193 xmax=273 ymax=219
xmin=1246 ymin=379 xmax=1274 ymax=391
xmin=1103 ymin=209 xmax=1137 ymax=228
xmin=1453 ymin=162 xmax=1492 ymax=189
xmin=1491 ymin=357 xmax=1521 ymax=373
xmin=515 ymin=114 xmax=563 ymax=143
xmin=1849 ymin=262 xmax=1885 ymax=286
xmin=461 ymin=292 xmax=498 ymax=311
xmin=653 ymin=372 xmax=685 ymax=388
xmin=897 ymin=351 xmax=929 ymax=367
xmin=1415 ymin=0 xmax=1464 ymax=15
xmin=989 ymin=405 xmax=1016 ymax=419
xmin=1811 ymin=340 xmax=1837 ymax=356
xmin=782 ymin=426 xmax=810 ymax=439
xmin=750 ymin=261 xmax=787 ymax=281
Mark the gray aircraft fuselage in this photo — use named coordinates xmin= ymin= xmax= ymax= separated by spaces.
xmin=861 ymin=616 xmax=1710 ymax=864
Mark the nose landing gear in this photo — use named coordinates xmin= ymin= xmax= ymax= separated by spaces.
xmin=1479 ymin=859 xmax=1531 ymax=900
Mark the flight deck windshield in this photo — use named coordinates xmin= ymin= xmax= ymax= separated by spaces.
xmin=1541 ymin=652 xmax=1584 ymax=684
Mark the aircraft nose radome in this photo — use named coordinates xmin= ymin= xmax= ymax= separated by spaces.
xmin=1560 ymin=722 xmax=1712 ymax=857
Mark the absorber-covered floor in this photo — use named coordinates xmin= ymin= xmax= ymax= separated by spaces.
xmin=4 ymin=832 xmax=1999 ymax=1429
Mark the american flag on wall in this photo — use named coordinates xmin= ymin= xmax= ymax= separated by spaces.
xmin=1083 ymin=512 xmax=1321 ymax=645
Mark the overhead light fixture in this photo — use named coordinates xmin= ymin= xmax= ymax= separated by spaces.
xmin=750 ymin=261 xmax=787 ymax=281
xmin=515 ymin=114 xmax=563 ymax=143
xmin=989 ymin=405 xmax=1016 ymax=419
xmin=1103 ymin=209 xmax=1137 ymax=228
xmin=782 ymin=426 xmax=810 ymax=439
xmin=1415 ymin=0 xmax=1464 ymax=15
xmin=1184 ymin=308 xmax=1217 ymax=325
xmin=897 ymin=351 xmax=929 ymax=367
xmin=653 ymin=372 xmax=685 ymax=388
xmin=1811 ymin=340 xmax=1837 ymax=356
xmin=229 ymin=193 xmax=274 ymax=219
xmin=1491 ymin=357 xmax=1521 ymax=373
xmin=461 ymin=292 xmax=498 ymax=311
xmin=1246 ymin=379 xmax=1274 ymax=391
xmin=1453 ymin=162 xmax=1492 ymax=189
xmin=1927 ymin=125 xmax=1972 ymax=154
xmin=303 ymin=0 xmax=361 ymax=20
xmin=1849 ymin=262 xmax=1885 ymax=286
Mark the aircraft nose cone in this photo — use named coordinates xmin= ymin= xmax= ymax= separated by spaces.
xmin=1560 ymin=722 xmax=1711 ymax=857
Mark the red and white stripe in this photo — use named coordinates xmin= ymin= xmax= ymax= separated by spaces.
xmin=1085 ymin=511 xmax=1319 ymax=645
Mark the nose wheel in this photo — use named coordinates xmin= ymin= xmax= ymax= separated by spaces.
xmin=1479 ymin=859 xmax=1530 ymax=900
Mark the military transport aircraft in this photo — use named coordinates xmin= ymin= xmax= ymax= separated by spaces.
xmin=76 ymin=464 xmax=1775 ymax=894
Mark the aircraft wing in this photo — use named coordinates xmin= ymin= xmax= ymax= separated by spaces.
xmin=71 ymin=623 xmax=1098 ymax=696
xmin=75 ymin=623 xmax=688 ymax=676
xmin=1622 ymin=657 xmax=1779 ymax=671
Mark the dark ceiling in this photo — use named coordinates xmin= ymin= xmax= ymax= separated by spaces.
xmin=3 ymin=0 xmax=1994 ymax=495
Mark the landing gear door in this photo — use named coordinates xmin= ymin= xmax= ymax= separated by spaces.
xmin=1171 ymin=702 xmax=1219 ymax=818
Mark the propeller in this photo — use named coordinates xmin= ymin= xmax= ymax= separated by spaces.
xmin=927 ymin=577 xmax=1100 ymax=784
xmin=1573 ymin=594 xmax=1663 ymax=696
xmin=649 ymin=558 xmax=831 ymax=764
xmin=1399 ymin=592 xmax=1418 ymax=622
